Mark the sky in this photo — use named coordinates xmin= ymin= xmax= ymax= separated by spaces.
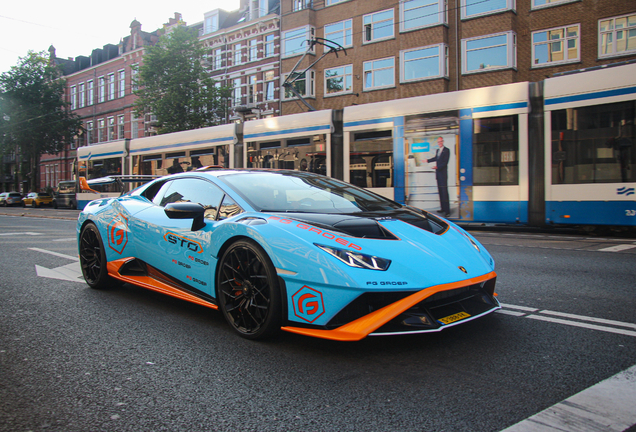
xmin=0 ymin=0 xmax=241 ymax=74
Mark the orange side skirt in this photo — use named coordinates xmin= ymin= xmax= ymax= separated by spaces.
xmin=107 ymin=258 xmax=218 ymax=310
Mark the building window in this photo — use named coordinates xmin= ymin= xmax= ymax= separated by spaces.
xmin=462 ymin=32 xmax=516 ymax=74
xmin=293 ymin=0 xmax=312 ymax=11
xmin=363 ymin=9 xmax=395 ymax=43
xmin=324 ymin=19 xmax=352 ymax=48
xmin=599 ymin=14 xmax=636 ymax=58
xmin=234 ymin=43 xmax=242 ymax=66
xmin=108 ymin=73 xmax=115 ymax=101
xmin=532 ymin=25 xmax=579 ymax=67
xmin=131 ymin=113 xmax=139 ymax=139
xmin=86 ymin=121 xmax=94 ymax=145
xmin=79 ymin=83 xmax=85 ymax=108
xmin=400 ymin=44 xmax=448 ymax=82
xmin=283 ymin=71 xmax=314 ymax=99
xmin=204 ymin=13 xmax=219 ymax=35
xmin=325 ymin=65 xmax=353 ymax=96
xmin=326 ymin=0 xmax=347 ymax=5
xmin=108 ymin=117 xmax=115 ymax=141
xmin=98 ymin=119 xmax=105 ymax=142
xmin=118 ymin=70 xmax=125 ymax=98
xmin=212 ymin=49 xmax=223 ymax=70
xmin=461 ymin=0 xmax=515 ymax=19
xmin=248 ymin=75 xmax=257 ymax=104
xmin=264 ymin=70 xmax=276 ymax=101
xmin=98 ymin=76 xmax=105 ymax=103
xmin=118 ymin=115 xmax=125 ymax=139
xmin=87 ymin=80 xmax=94 ymax=106
xmin=363 ymin=57 xmax=395 ymax=91
xmin=70 ymin=86 xmax=77 ymax=110
xmin=400 ymin=0 xmax=446 ymax=32
xmin=282 ymin=26 xmax=315 ymax=57
xmin=131 ymin=65 xmax=139 ymax=92
xmin=265 ymin=34 xmax=275 ymax=57
xmin=531 ymin=0 xmax=577 ymax=9
xmin=233 ymin=78 xmax=242 ymax=106
xmin=249 ymin=39 xmax=258 ymax=62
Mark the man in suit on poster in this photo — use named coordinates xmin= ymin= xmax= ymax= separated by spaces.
xmin=427 ymin=136 xmax=451 ymax=217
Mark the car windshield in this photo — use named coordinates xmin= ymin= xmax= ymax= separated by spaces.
xmin=221 ymin=172 xmax=401 ymax=213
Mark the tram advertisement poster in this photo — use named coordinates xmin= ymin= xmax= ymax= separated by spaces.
xmin=404 ymin=113 xmax=461 ymax=219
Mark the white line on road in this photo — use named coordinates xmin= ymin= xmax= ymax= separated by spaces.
xmin=539 ymin=310 xmax=636 ymax=330
xmin=29 ymin=247 xmax=78 ymax=261
xmin=499 ymin=303 xmax=539 ymax=312
xmin=0 ymin=232 xmax=42 ymax=236
xmin=598 ymin=244 xmax=636 ymax=252
xmin=501 ymin=364 xmax=636 ymax=432
xmin=526 ymin=315 xmax=636 ymax=337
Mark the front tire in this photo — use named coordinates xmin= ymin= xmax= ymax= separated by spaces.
xmin=217 ymin=239 xmax=282 ymax=340
xmin=79 ymin=223 xmax=111 ymax=289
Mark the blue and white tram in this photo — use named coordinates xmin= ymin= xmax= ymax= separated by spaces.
xmin=342 ymin=82 xmax=531 ymax=224
xmin=543 ymin=62 xmax=636 ymax=227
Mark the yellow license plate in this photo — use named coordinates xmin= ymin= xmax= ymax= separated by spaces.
xmin=439 ymin=311 xmax=471 ymax=325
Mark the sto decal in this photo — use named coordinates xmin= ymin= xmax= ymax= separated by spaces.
xmin=292 ymin=286 xmax=325 ymax=323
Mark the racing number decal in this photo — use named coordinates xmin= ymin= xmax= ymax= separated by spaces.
xmin=107 ymin=214 xmax=128 ymax=254
xmin=292 ymin=286 xmax=325 ymax=323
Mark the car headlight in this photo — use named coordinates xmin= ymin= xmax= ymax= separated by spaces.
xmin=315 ymin=244 xmax=391 ymax=271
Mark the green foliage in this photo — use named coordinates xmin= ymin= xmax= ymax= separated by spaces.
xmin=0 ymin=51 xmax=82 ymax=190
xmin=134 ymin=26 xmax=232 ymax=134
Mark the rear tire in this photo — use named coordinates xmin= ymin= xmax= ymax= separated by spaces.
xmin=217 ymin=239 xmax=282 ymax=340
xmin=79 ymin=223 xmax=112 ymax=289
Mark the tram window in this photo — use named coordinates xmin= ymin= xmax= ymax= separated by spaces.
xmin=87 ymin=156 xmax=122 ymax=179
xmin=246 ymin=136 xmax=326 ymax=173
xmin=473 ymin=116 xmax=519 ymax=186
xmin=350 ymin=129 xmax=393 ymax=188
xmin=287 ymin=138 xmax=311 ymax=146
xmin=551 ymin=101 xmax=635 ymax=184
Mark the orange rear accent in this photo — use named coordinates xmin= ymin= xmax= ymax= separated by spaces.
xmin=107 ymin=258 xmax=218 ymax=310
xmin=79 ymin=177 xmax=99 ymax=193
xmin=281 ymin=271 xmax=497 ymax=341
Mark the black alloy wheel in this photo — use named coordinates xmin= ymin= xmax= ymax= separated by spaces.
xmin=79 ymin=223 xmax=111 ymax=289
xmin=217 ymin=239 xmax=281 ymax=339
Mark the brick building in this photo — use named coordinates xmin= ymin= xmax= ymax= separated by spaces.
xmin=280 ymin=0 xmax=636 ymax=115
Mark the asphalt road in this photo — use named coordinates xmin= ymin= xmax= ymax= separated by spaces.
xmin=1 ymin=210 xmax=635 ymax=432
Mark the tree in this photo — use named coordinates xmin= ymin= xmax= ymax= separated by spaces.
xmin=0 ymin=51 xmax=82 ymax=192
xmin=134 ymin=25 xmax=232 ymax=134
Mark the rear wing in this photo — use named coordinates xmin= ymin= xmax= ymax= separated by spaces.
xmin=80 ymin=175 xmax=160 ymax=196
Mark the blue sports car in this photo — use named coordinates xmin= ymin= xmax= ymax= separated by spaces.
xmin=78 ymin=169 xmax=499 ymax=340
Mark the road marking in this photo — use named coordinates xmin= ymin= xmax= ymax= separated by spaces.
xmin=29 ymin=247 xmax=78 ymax=261
xmin=598 ymin=244 xmax=636 ymax=252
xmin=0 ymin=232 xmax=42 ymax=236
xmin=501 ymin=364 xmax=636 ymax=432
xmin=52 ymin=238 xmax=76 ymax=242
xmin=35 ymin=262 xmax=84 ymax=283
xmin=498 ymin=303 xmax=636 ymax=337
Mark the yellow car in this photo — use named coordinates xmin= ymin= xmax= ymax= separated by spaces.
xmin=22 ymin=192 xmax=53 ymax=208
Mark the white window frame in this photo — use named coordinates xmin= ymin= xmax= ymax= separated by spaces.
xmin=293 ymin=0 xmax=312 ymax=11
xmin=461 ymin=0 xmax=515 ymax=19
xmin=324 ymin=65 xmax=353 ymax=97
xmin=282 ymin=70 xmax=315 ymax=100
xmin=599 ymin=13 xmax=636 ymax=59
xmin=131 ymin=113 xmax=139 ymax=139
xmin=264 ymin=34 xmax=275 ymax=57
xmin=232 ymin=78 xmax=242 ymax=106
xmin=70 ymin=85 xmax=77 ymax=110
xmin=282 ymin=26 xmax=315 ymax=58
xmin=531 ymin=0 xmax=578 ymax=10
xmin=324 ymin=19 xmax=353 ymax=48
xmin=400 ymin=0 xmax=447 ymax=32
xmin=234 ymin=43 xmax=243 ymax=66
xmin=212 ymin=49 xmax=223 ymax=70
xmin=400 ymin=44 xmax=448 ymax=83
xmin=532 ymin=24 xmax=580 ymax=68
xmin=86 ymin=121 xmax=94 ymax=145
xmin=98 ymin=118 xmax=105 ymax=142
xmin=249 ymin=39 xmax=258 ymax=62
xmin=117 ymin=115 xmax=125 ymax=139
xmin=107 ymin=116 xmax=115 ymax=141
xmin=118 ymin=70 xmax=125 ymax=98
xmin=247 ymin=75 xmax=257 ymax=104
xmin=363 ymin=57 xmax=395 ymax=91
xmin=264 ymin=70 xmax=277 ymax=101
xmin=108 ymin=73 xmax=115 ymax=101
xmin=204 ymin=12 xmax=219 ymax=35
xmin=462 ymin=31 xmax=516 ymax=74
xmin=131 ymin=65 xmax=139 ymax=92
xmin=87 ymin=80 xmax=94 ymax=106
xmin=363 ymin=9 xmax=395 ymax=44
xmin=78 ymin=83 xmax=85 ymax=108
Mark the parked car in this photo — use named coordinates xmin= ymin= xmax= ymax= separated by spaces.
xmin=22 ymin=192 xmax=53 ymax=208
xmin=0 ymin=192 xmax=23 ymax=207
xmin=53 ymin=180 xmax=77 ymax=209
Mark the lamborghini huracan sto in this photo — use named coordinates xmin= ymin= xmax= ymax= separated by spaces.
xmin=78 ymin=169 xmax=499 ymax=340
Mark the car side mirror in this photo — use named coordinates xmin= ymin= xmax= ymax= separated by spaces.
xmin=164 ymin=202 xmax=206 ymax=231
